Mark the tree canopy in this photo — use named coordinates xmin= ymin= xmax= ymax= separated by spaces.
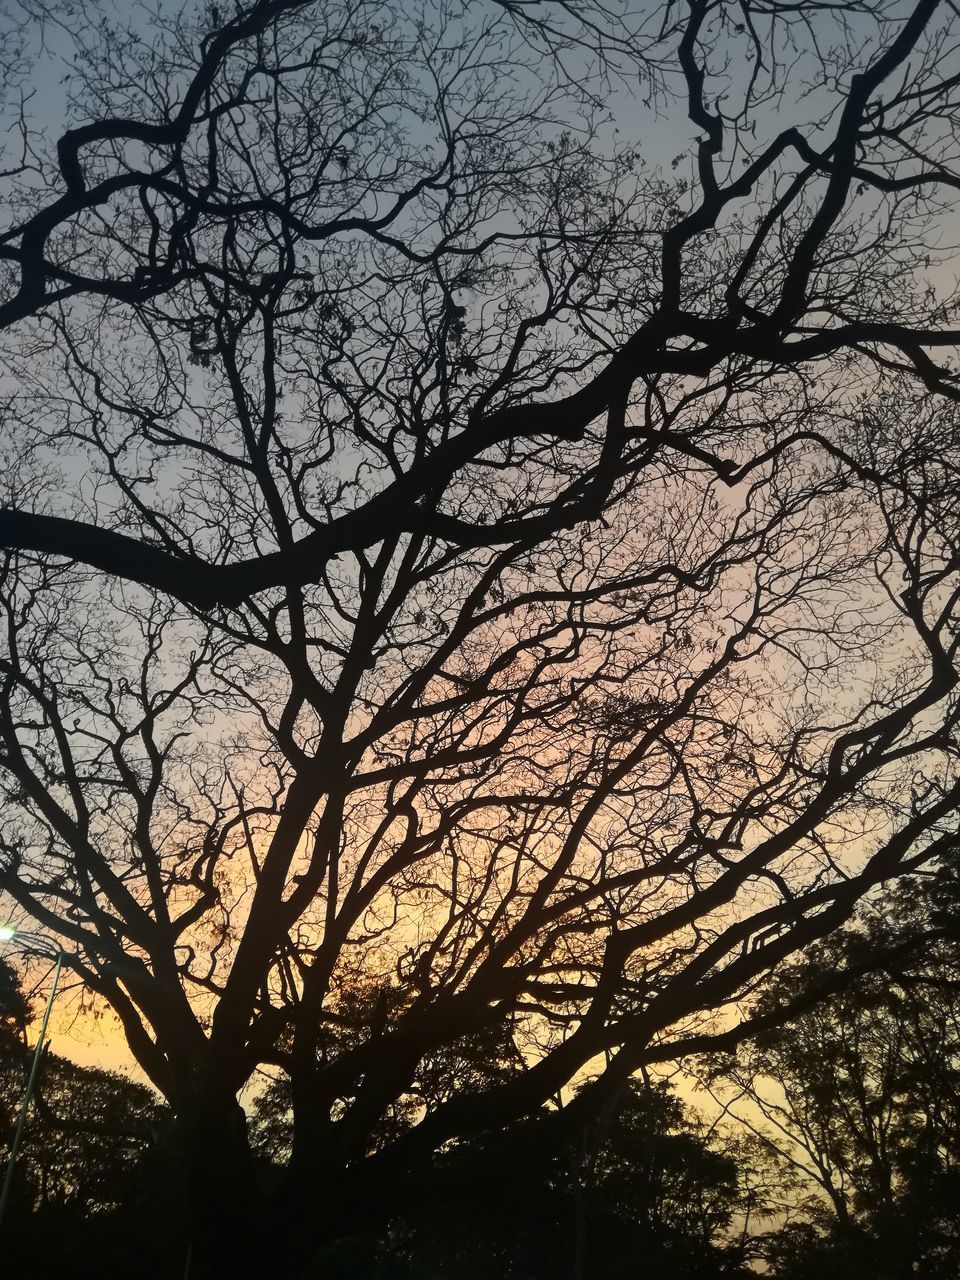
xmin=1 ymin=0 xmax=960 ymax=1271
xmin=702 ymin=858 xmax=960 ymax=1279
xmin=0 ymin=960 xmax=174 ymax=1278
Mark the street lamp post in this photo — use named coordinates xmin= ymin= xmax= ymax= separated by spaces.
xmin=0 ymin=926 xmax=64 ymax=1233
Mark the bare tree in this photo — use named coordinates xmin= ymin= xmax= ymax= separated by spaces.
xmin=1 ymin=0 xmax=960 ymax=1269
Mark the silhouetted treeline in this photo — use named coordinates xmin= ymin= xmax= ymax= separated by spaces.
xmin=2 ymin=860 xmax=958 ymax=1278
xmin=0 ymin=962 xmax=183 ymax=1277
xmin=704 ymin=858 xmax=960 ymax=1280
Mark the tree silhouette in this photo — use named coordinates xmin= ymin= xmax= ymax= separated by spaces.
xmin=703 ymin=857 xmax=960 ymax=1278
xmin=0 ymin=959 xmax=174 ymax=1278
xmin=0 ymin=958 xmax=29 ymax=1049
xmin=256 ymin=1075 xmax=760 ymax=1279
xmin=1 ymin=0 xmax=960 ymax=1270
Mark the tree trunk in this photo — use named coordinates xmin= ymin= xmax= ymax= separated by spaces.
xmin=178 ymin=1088 xmax=262 ymax=1279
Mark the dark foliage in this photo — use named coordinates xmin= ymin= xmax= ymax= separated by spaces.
xmin=0 ymin=961 xmax=177 ymax=1278
xmin=704 ymin=857 xmax=960 ymax=1279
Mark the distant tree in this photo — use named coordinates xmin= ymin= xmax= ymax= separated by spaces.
xmin=0 ymin=961 xmax=172 ymax=1278
xmin=0 ymin=957 xmax=29 ymax=1048
xmin=702 ymin=857 xmax=960 ymax=1279
xmin=2 ymin=1 xmax=960 ymax=1272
